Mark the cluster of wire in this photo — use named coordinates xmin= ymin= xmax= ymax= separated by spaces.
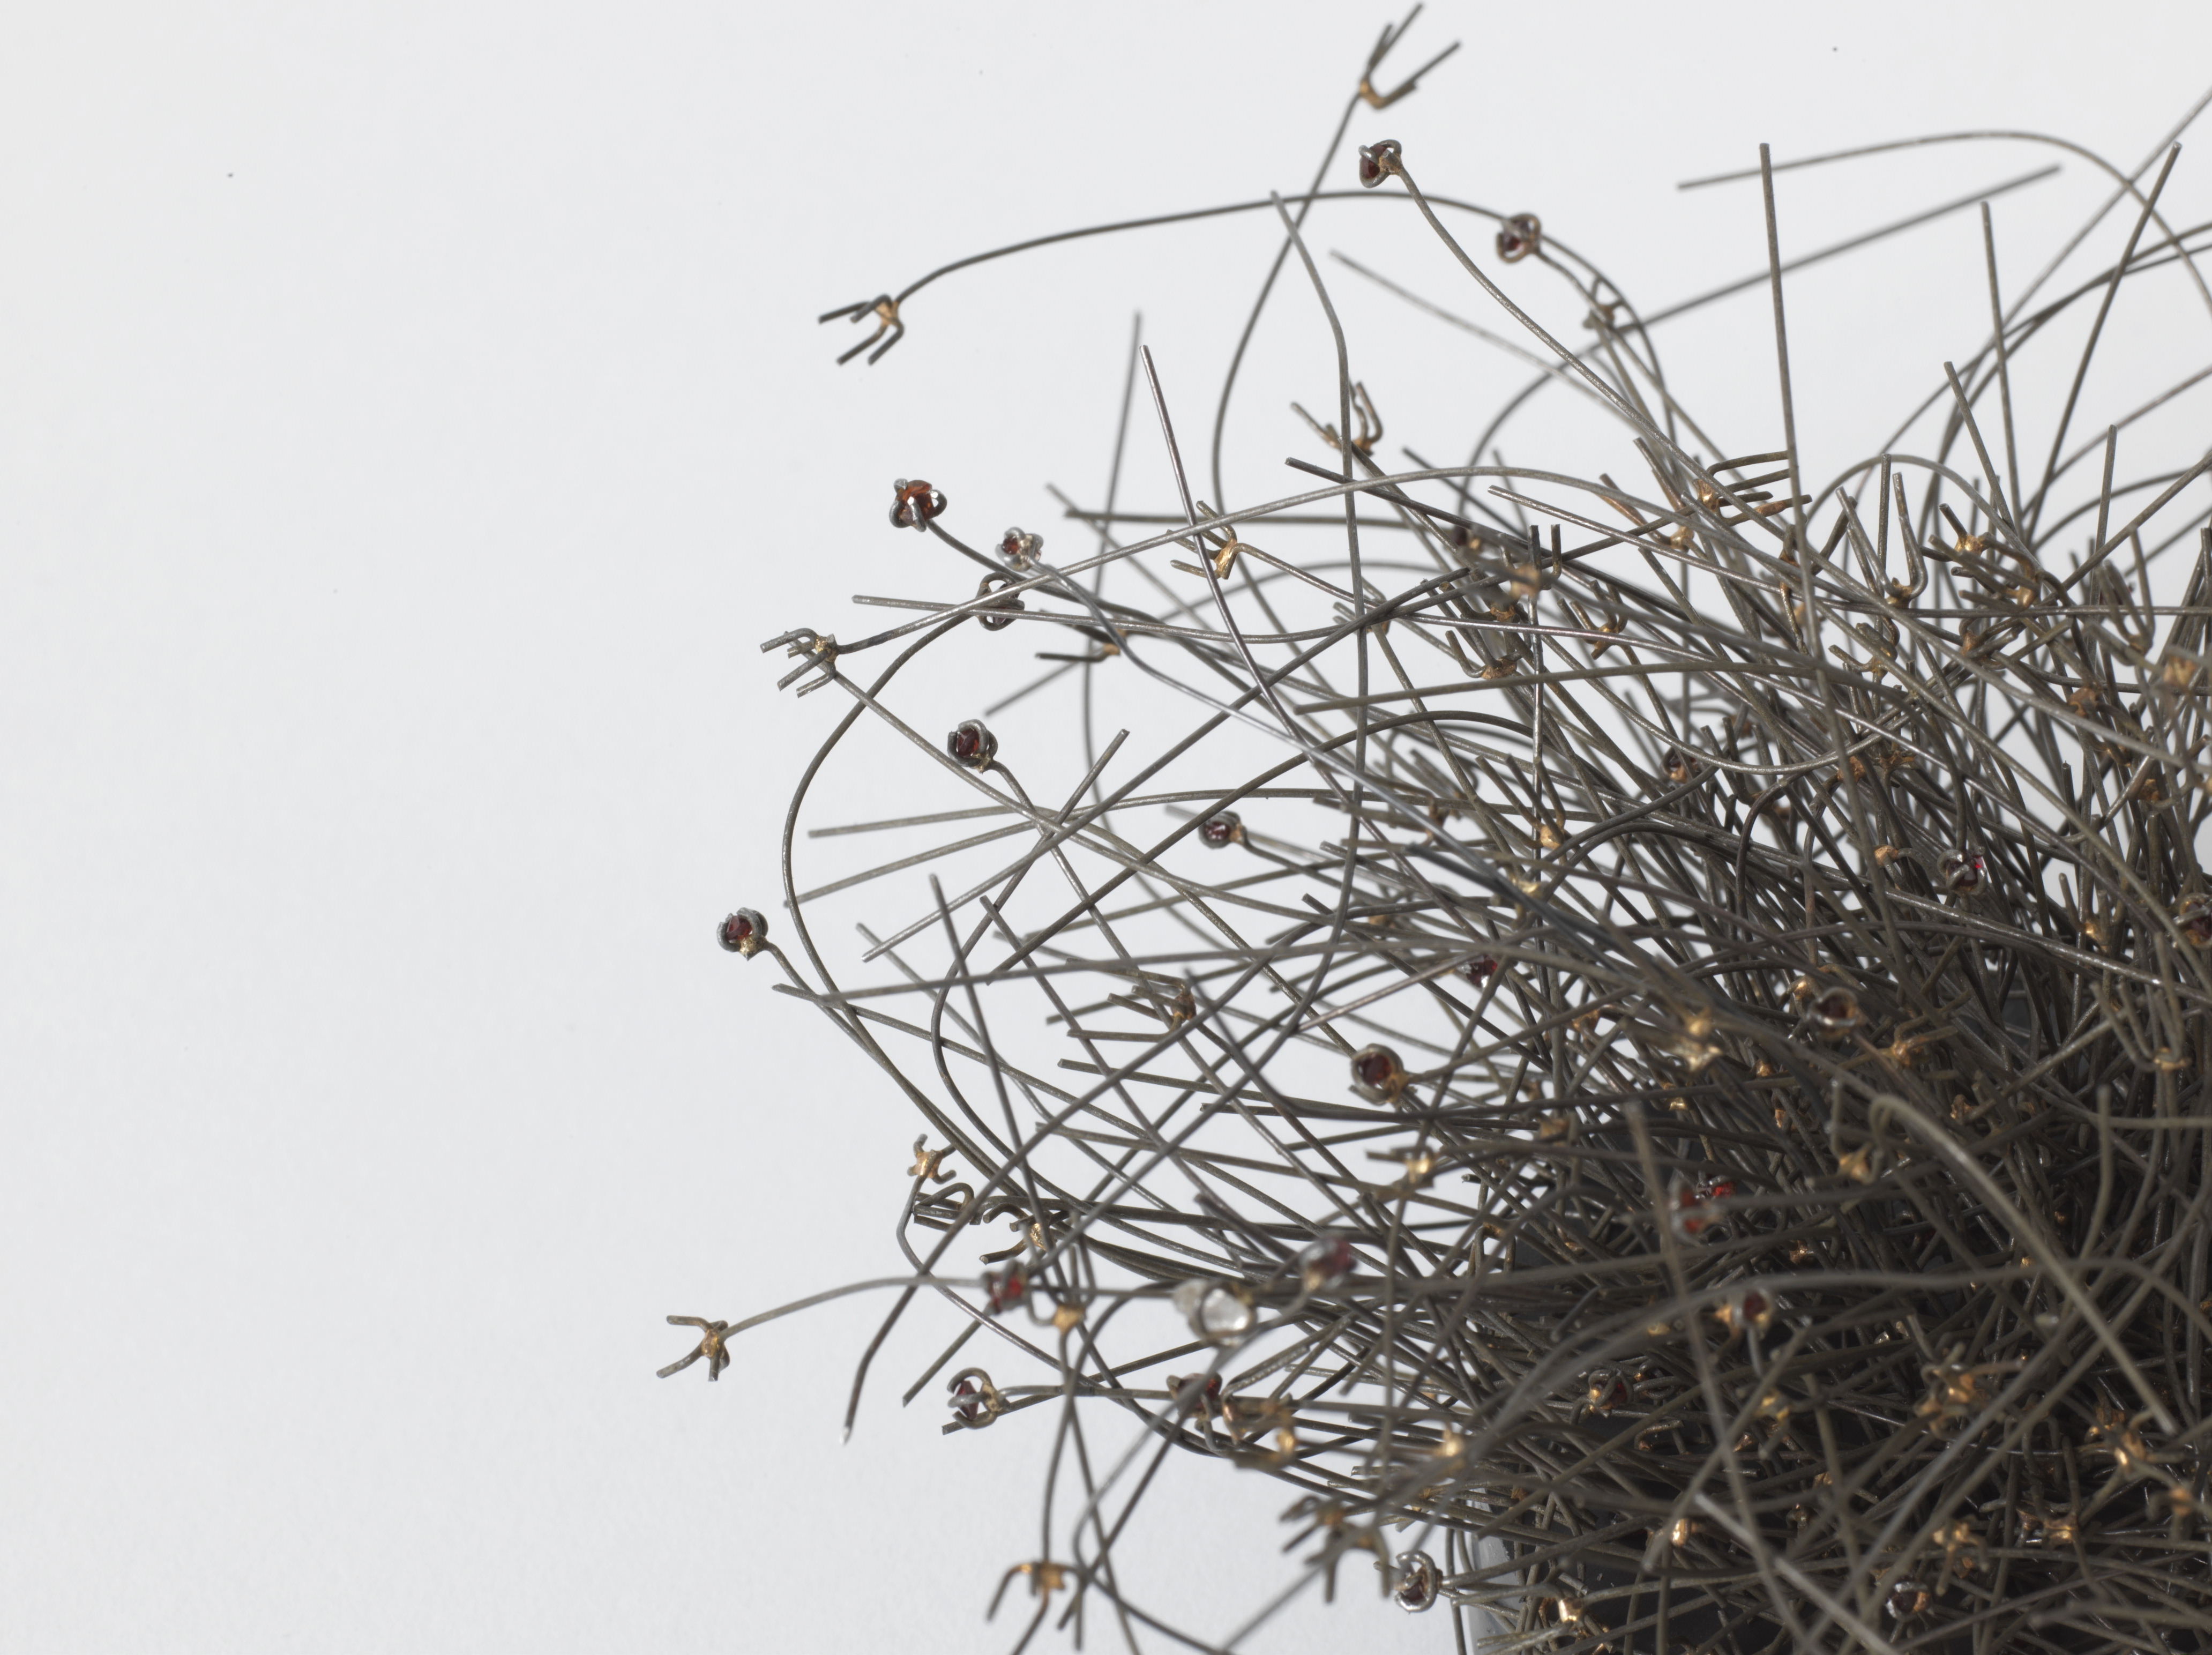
xmin=686 ymin=14 xmax=2212 ymax=1654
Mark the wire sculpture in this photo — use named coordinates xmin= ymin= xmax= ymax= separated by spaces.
xmin=679 ymin=12 xmax=2212 ymax=1652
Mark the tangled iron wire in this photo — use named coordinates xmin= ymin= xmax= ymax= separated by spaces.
xmin=682 ymin=14 xmax=2212 ymax=1653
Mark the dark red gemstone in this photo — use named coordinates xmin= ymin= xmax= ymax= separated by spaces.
xmin=1706 ymin=1179 xmax=1736 ymax=1203
xmin=1355 ymin=1050 xmax=1398 ymax=1089
xmin=894 ymin=480 xmax=942 ymax=526
xmin=985 ymin=1268 xmax=1026 ymax=1314
xmin=1942 ymin=853 xmax=1984 ymax=893
xmin=1358 ymin=152 xmax=1382 ymax=185
xmin=1199 ymin=812 xmax=1239 ymax=847
xmin=1463 ymin=955 xmax=1498 ymax=983
xmin=951 ymin=1377 xmax=985 ymax=1423
xmin=1302 ymin=1237 xmax=1354 ymax=1285
xmin=1814 ymin=989 xmax=1860 ymax=1027
xmin=948 ymin=727 xmax=980 ymax=760
xmin=720 ymin=913 xmax=753 ymax=950
xmin=1394 ymin=1553 xmax=1439 ymax=1611
xmin=1742 ymin=1290 xmax=1769 ymax=1320
xmin=1172 ymin=1372 xmax=1221 ymax=1411
xmin=1000 ymin=529 xmax=1024 ymax=558
xmin=2187 ymin=913 xmax=2212 ymax=946
xmin=1673 ymin=1185 xmax=1706 ymax=1235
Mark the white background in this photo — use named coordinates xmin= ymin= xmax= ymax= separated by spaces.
xmin=5 ymin=3 xmax=2210 ymax=1651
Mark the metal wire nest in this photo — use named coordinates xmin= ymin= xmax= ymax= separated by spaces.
xmin=685 ymin=14 xmax=2212 ymax=1653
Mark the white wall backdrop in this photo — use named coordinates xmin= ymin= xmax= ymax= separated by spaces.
xmin=4 ymin=3 xmax=2209 ymax=1650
